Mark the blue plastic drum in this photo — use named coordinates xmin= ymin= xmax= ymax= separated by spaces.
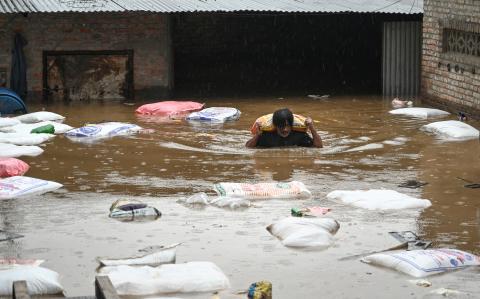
xmin=0 ymin=87 xmax=27 ymax=115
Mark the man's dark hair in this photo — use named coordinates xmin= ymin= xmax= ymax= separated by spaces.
xmin=272 ymin=108 xmax=294 ymax=128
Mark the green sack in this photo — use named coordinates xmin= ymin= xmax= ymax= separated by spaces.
xmin=30 ymin=124 xmax=55 ymax=134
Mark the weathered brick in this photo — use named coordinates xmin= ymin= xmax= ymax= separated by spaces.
xmin=0 ymin=12 xmax=172 ymax=100
xmin=421 ymin=1 xmax=480 ymax=116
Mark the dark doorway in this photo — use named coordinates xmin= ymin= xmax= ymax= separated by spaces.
xmin=43 ymin=50 xmax=133 ymax=101
xmin=173 ymin=13 xmax=421 ymax=97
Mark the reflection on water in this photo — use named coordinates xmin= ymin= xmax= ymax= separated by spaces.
xmin=0 ymin=95 xmax=479 ymax=298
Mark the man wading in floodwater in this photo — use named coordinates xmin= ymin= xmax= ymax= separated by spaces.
xmin=246 ymin=108 xmax=323 ymax=148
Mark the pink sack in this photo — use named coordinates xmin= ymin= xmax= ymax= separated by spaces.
xmin=306 ymin=206 xmax=332 ymax=216
xmin=135 ymin=101 xmax=204 ymax=117
xmin=0 ymin=158 xmax=30 ymax=177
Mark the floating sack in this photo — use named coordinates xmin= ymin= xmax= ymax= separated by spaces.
xmin=1 ymin=121 xmax=73 ymax=134
xmin=209 ymin=196 xmax=251 ymax=209
xmin=186 ymin=107 xmax=241 ymax=123
xmin=388 ymin=107 xmax=449 ymax=118
xmin=109 ymin=199 xmax=160 ymax=220
xmin=250 ymin=113 xmax=307 ymax=135
xmin=14 ymin=111 xmax=65 ymax=124
xmin=0 ymin=118 xmax=20 ymax=128
xmin=135 ymin=101 xmax=205 ymax=117
xmin=326 ymin=189 xmax=431 ymax=210
xmin=0 ymin=132 xmax=54 ymax=146
xmin=267 ymin=217 xmax=339 ymax=249
xmin=291 ymin=206 xmax=331 ymax=217
xmin=421 ymin=120 xmax=479 ymax=140
xmin=0 ymin=265 xmax=63 ymax=295
xmin=98 ymin=243 xmax=178 ymax=267
xmin=213 ymin=181 xmax=311 ymax=200
xmin=180 ymin=192 xmax=210 ymax=205
xmin=99 ymin=261 xmax=230 ymax=296
xmin=109 ymin=207 xmax=160 ymax=219
xmin=361 ymin=249 xmax=480 ymax=278
xmin=0 ymin=176 xmax=63 ymax=200
xmin=0 ymin=143 xmax=43 ymax=158
xmin=180 ymin=193 xmax=250 ymax=209
xmin=0 ymin=158 xmax=29 ymax=177
xmin=65 ymin=122 xmax=142 ymax=141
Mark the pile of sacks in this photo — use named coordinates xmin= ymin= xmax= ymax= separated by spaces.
xmin=0 ymin=111 xmax=72 ymax=159
xmin=0 ymin=111 xmax=71 ymax=199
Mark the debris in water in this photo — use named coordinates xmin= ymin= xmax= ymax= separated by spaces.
xmin=398 ymin=180 xmax=428 ymax=189
xmin=409 ymin=279 xmax=432 ymax=287
xmin=307 ymin=94 xmax=329 ymax=100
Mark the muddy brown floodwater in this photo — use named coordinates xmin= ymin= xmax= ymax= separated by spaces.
xmin=1 ymin=95 xmax=479 ymax=299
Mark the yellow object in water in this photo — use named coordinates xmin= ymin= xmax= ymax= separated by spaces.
xmin=248 ymin=281 xmax=272 ymax=299
xmin=250 ymin=113 xmax=307 ymax=135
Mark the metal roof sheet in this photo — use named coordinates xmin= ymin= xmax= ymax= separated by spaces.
xmin=0 ymin=0 xmax=423 ymax=14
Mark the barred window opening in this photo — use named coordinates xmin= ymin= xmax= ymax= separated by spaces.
xmin=444 ymin=29 xmax=480 ymax=57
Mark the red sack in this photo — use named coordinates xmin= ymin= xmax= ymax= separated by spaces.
xmin=0 ymin=158 xmax=30 ymax=177
xmin=135 ymin=101 xmax=204 ymax=117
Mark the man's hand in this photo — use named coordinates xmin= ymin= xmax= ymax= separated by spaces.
xmin=246 ymin=122 xmax=263 ymax=148
xmin=305 ymin=117 xmax=323 ymax=148
xmin=305 ymin=117 xmax=314 ymax=131
xmin=254 ymin=121 xmax=262 ymax=136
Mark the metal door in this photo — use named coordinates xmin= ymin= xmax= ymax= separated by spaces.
xmin=383 ymin=21 xmax=422 ymax=97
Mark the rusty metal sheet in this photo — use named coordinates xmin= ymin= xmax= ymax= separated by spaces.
xmin=45 ymin=53 xmax=131 ymax=101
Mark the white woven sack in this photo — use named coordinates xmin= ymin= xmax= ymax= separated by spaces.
xmin=0 ymin=266 xmax=63 ymax=295
xmin=326 ymin=189 xmax=431 ymax=210
xmin=65 ymin=122 xmax=142 ymax=141
xmin=389 ymin=108 xmax=449 ymax=118
xmin=213 ymin=181 xmax=311 ymax=199
xmin=15 ymin=111 xmax=65 ymax=123
xmin=0 ymin=176 xmax=63 ymax=199
xmin=0 ymin=121 xmax=73 ymax=134
xmin=421 ymin=120 xmax=479 ymax=140
xmin=362 ymin=249 xmax=480 ymax=277
xmin=0 ymin=143 xmax=44 ymax=158
xmin=186 ymin=107 xmax=241 ymax=123
xmin=0 ymin=132 xmax=54 ymax=146
xmin=99 ymin=261 xmax=230 ymax=295
xmin=0 ymin=118 xmax=20 ymax=128
xmin=267 ymin=217 xmax=339 ymax=249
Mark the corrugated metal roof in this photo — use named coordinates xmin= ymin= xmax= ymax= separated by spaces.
xmin=0 ymin=0 xmax=423 ymax=14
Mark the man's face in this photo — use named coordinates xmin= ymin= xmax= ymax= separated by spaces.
xmin=276 ymin=124 xmax=292 ymax=137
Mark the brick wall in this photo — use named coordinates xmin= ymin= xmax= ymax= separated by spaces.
xmin=422 ymin=0 xmax=480 ymax=117
xmin=0 ymin=12 xmax=172 ymax=101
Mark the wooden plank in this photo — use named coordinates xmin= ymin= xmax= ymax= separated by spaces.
xmin=13 ymin=281 xmax=30 ymax=299
xmin=95 ymin=276 xmax=120 ymax=299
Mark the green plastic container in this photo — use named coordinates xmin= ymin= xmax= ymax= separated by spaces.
xmin=30 ymin=124 xmax=55 ymax=134
xmin=291 ymin=207 xmax=305 ymax=217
